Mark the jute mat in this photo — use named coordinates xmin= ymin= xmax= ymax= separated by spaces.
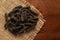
xmin=0 ymin=0 xmax=45 ymax=40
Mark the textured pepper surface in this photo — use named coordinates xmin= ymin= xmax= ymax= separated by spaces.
xmin=4 ymin=5 xmax=38 ymax=35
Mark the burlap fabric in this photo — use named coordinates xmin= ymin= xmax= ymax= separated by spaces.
xmin=0 ymin=0 xmax=45 ymax=40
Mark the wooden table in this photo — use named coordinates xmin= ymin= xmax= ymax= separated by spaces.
xmin=27 ymin=0 xmax=60 ymax=40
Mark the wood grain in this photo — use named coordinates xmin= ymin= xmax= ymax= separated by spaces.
xmin=26 ymin=0 xmax=60 ymax=40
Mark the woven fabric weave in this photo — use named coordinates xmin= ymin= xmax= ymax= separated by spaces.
xmin=0 ymin=0 xmax=45 ymax=40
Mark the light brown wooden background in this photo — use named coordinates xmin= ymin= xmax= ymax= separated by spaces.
xmin=26 ymin=0 xmax=60 ymax=40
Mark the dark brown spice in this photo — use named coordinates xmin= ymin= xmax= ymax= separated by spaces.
xmin=4 ymin=5 xmax=38 ymax=35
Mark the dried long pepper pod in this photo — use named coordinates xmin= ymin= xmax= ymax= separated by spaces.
xmin=4 ymin=5 xmax=38 ymax=35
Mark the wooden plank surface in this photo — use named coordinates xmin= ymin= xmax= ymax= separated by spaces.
xmin=26 ymin=0 xmax=60 ymax=40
